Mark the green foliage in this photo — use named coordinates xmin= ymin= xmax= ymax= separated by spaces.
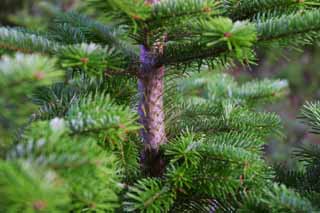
xmin=142 ymin=72 xmax=287 ymax=212
xmin=300 ymin=101 xmax=320 ymax=134
xmin=18 ymin=119 xmax=121 ymax=212
xmin=124 ymin=178 xmax=175 ymax=212
xmin=0 ymin=28 xmax=61 ymax=53
xmin=257 ymin=9 xmax=320 ymax=45
xmin=270 ymin=101 xmax=320 ymax=211
xmin=151 ymin=0 xmax=219 ymax=22
xmin=225 ymin=0 xmax=298 ymax=20
xmin=47 ymin=8 xmax=138 ymax=57
xmin=0 ymin=53 xmax=139 ymax=211
xmin=58 ymin=43 xmax=126 ymax=77
xmin=2 ymin=0 xmax=320 ymax=212
xmin=0 ymin=92 xmax=138 ymax=211
xmin=0 ymin=54 xmax=62 ymax=92
xmin=66 ymin=93 xmax=139 ymax=137
xmin=0 ymin=54 xmax=63 ymax=147
xmin=239 ymin=184 xmax=315 ymax=212
xmin=88 ymin=0 xmax=152 ymax=22
xmin=164 ymin=132 xmax=201 ymax=168
xmin=0 ymin=161 xmax=69 ymax=212
xmin=197 ymin=17 xmax=256 ymax=57
xmin=168 ymin=72 xmax=286 ymax=139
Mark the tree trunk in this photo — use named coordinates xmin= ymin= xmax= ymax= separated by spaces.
xmin=138 ymin=72 xmax=166 ymax=150
xmin=138 ymin=44 xmax=167 ymax=176
xmin=138 ymin=0 xmax=167 ymax=177
xmin=139 ymin=0 xmax=166 ymax=175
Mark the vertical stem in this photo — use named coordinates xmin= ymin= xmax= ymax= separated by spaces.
xmin=138 ymin=45 xmax=167 ymax=176
xmin=139 ymin=0 xmax=166 ymax=175
xmin=138 ymin=67 xmax=167 ymax=150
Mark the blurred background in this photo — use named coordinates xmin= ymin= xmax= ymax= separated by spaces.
xmin=1 ymin=0 xmax=319 ymax=161
xmin=230 ymin=46 xmax=320 ymax=161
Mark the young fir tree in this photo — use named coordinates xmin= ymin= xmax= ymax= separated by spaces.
xmin=1 ymin=0 xmax=320 ymax=212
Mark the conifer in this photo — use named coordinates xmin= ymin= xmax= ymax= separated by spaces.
xmin=1 ymin=0 xmax=320 ymax=212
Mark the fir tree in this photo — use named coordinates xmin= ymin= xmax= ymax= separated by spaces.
xmin=1 ymin=0 xmax=320 ymax=212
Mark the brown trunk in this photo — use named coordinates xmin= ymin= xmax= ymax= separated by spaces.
xmin=138 ymin=66 xmax=166 ymax=150
xmin=139 ymin=0 xmax=166 ymax=176
xmin=138 ymin=54 xmax=167 ymax=176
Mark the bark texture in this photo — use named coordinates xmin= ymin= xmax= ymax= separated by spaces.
xmin=138 ymin=45 xmax=167 ymax=176
xmin=139 ymin=0 xmax=166 ymax=176
xmin=138 ymin=65 xmax=166 ymax=149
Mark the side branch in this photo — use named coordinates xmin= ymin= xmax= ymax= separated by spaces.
xmin=257 ymin=10 xmax=320 ymax=42
xmin=0 ymin=27 xmax=61 ymax=54
xmin=157 ymin=10 xmax=320 ymax=66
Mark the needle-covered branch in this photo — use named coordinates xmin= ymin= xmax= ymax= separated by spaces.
xmin=257 ymin=9 xmax=320 ymax=43
xmin=0 ymin=28 xmax=61 ymax=54
xmin=47 ymin=9 xmax=139 ymax=59
xmin=159 ymin=9 xmax=320 ymax=67
xmin=224 ymin=0 xmax=303 ymax=20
